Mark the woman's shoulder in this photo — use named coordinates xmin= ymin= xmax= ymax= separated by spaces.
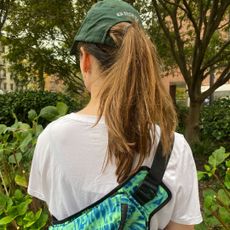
xmin=172 ymin=132 xmax=194 ymax=164
xmin=46 ymin=113 xmax=75 ymax=128
xmin=148 ymin=130 xmax=195 ymax=177
xmin=43 ymin=112 xmax=96 ymax=131
xmin=37 ymin=113 xmax=80 ymax=141
xmin=154 ymin=125 xmax=191 ymax=161
xmin=164 ymin=131 xmax=197 ymax=185
xmin=39 ymin=113 xmax=73 ymax=134
xmin=39 ymin=112 xmax=106 ymax=144
xmin=144 ymin=128 xmax=194 ymax=171
xmin=47 ymin=112 xmax=105 ymax=128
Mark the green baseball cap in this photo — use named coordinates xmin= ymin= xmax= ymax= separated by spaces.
xmin=70 ymin=0 xmax=142 ymax=55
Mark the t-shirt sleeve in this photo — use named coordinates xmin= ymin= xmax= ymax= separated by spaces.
xmin=27 ymin=127 xmax=50 ymax=202
xmin=171 ymin=137 xmax=203 ymax=225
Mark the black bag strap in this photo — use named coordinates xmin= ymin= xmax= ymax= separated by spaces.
xmin=133 ymin=135 xmax=174 ymax=205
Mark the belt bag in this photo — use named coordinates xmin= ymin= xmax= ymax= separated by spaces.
xmin=50 ymin=136 xmax=174 ymax=230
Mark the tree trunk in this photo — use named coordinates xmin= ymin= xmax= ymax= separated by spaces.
xmin=209 ymin=67 xmax=215 ymax=105
xmin=185 ymin=100 xmax=202 ymax=144
xmin=169 ymin=84 xmax=176 ymax=105
xmin=38 ymin=65 xmax=45 ymax=90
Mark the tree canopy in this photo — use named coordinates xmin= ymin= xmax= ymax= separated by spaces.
xmin=2 ymin=0 xmax=95 ymax=92
xmin=0 ymin=0 xmax=14 ymax=35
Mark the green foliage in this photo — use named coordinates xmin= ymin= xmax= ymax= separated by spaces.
xmin=192 ymin=139 xmax=219 ymax=159
xmin=0 ymin=102 xmax=70 ymax=228
xmin=175 ymin=104 xmax=188 ymax=133
xmin=39 ymin=102 xmax=69 ymax=121
xmin=2 ymin=0 xmax=94 ymax=93
xmin=197 ymin=147 xmax=230 ymax=229
xmin=201 ymin=97 xmax=230 ymax=146
xmin=176 ymin=97 xmax=230 ymax=155
xmin=0 ymin=0 xmax=14 ymax=35
xmin=0 ymin=190 xmax=48 ymax=229
xmin=0 ymin=90 xmax=81 ymax=127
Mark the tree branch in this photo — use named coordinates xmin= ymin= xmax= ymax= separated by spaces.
xmin=202 ymin=63 xmax=228 ymax=80
xmin=188 ymin=0 xmax=203 ymax=81
xmin=203 ymin=0 xmax=219 ymax=40
xmin=0 ymin=0 xmax=13 ymax=34
xmin=201 ymin=40 xmax=230 ymax=73
xmin=192 ymin=0 xmax=229 ymax=84
xmin=182 ymin=0 xmax=200 ymax=37
xmin=200 ymin=64 xmax=230 ymax=101
xmin=152 ymin=1 xmax=183 ymax=79
xmin=203 ymin=0 xmax=212 ymax=27
xmin=203 ymin=0 xmax=229 ymax=45
xmin=177 ymin=9 xmax=187 ymax=31
xmin=152 ymin=1 xmax=179 ymax=61
xmin=218 ymin=20 xmax=230 ymax=30
xmin=159 ymin=0 xmax=186 ymax=12
xmin=168 ymin=0 xmax=191 ymax=83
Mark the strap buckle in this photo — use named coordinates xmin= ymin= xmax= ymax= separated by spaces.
xmin=133 ymin=175 xmax=158 ymax=205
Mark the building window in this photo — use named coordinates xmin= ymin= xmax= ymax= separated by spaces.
xmin=0 ymin=45 xmax=4 ymax=53
xmin=10 ymin=83 xmax=14 ymax=90
xmin=3 ymin=83 xmax=7 ymax=90
xmin=0 ymin=69 xmax=6 ymax=79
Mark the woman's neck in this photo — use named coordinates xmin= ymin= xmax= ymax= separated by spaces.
xmin=77 ymin=97 xmax=101 ymax=116
xmin=77 ymin=79 xmax=103 ymax=116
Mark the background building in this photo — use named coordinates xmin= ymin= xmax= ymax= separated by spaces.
xmin=0 ymin=42 xmax=64 ymax=93
xmin=0 ymin=42 xmax=16 ymax=93
xmin=162 ymin=69 xmax=230 ymax=106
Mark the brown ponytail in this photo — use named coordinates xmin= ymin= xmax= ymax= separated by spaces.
xmin=80 ymin=22 xmax=177 ymax=183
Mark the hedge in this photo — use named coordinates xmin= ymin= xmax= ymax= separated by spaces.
xmin=0 ymin=90 xmax=82 ymax=126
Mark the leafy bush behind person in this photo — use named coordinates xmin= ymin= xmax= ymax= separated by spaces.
xmin=0 ymin=90 xmax=83 ymax=127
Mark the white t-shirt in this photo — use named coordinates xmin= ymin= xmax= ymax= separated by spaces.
xmin=28 ymin=113 xmax=202 ymax=229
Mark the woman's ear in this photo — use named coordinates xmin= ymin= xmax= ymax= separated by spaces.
xmin=79 ymin=47 xmax=92 ymax=92
xmin=80 ymin=47 xmax=91 ymax=74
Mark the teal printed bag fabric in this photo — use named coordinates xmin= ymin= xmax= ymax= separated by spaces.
xmin=49 ymin=167 xmax=171 ymax=230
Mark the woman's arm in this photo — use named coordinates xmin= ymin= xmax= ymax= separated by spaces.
xmin=165 ymin=221 xmax=194 ymax=230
